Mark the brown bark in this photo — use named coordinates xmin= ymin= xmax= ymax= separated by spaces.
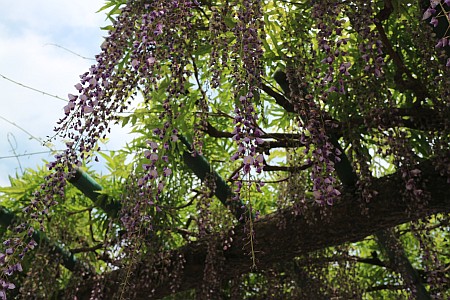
xmin=76 ymin=159 xmax=450 ymax=299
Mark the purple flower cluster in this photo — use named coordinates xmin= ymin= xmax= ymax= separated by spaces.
xmin=109 ymin=0 xmax=199 ymax=248
xmin=0 ymin=158 xmax=66 ymax=291
xmin=423 ymin=0 xmax=450 ymax=66
xmin=120 ymin=139 xmax=172 ymax=236
xmin=196 ymin=174 xmax=217 ymax=237
xmin=299 ymin=128 xmax=341 ymax=206
xmin=209 ymin=5 xmax=232 ymax=88
xmin=312 ymin=1 xmax=353 ymax=94
xmin=0 ymin=280 xmax=15 ymax=300
xmin=230 ymin=94 xmax=265 ymax=199
xmin=346 ymin=2 xmax=385 ymax=77
xmin=0 ymin=1 xmax=201 ymax=295
xmin=274 ymin=2 xmax=347 ymax=206
xmin=56 ymin=0 xmax=196 ymax=168
xmin=423 ymin=0 xmax=450 ymax=23
xmin=235 ymin=0 xmax=263 ymax=86
xmin=140 ymin=140 xmax=172 ymax=191
xmin=0 ymin=234 xmax=33 ymax=298
xmin=228 ymin=0 xmax=265 ymax=201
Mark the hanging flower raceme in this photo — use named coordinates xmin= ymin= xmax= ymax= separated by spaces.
xmin=283 ymin=0 xmax=350 ymax=205
xmin=228 ymin=0 xmax=265 ymax=203
xmin=0 ymin=0 xmax=201 ymax=296
xmin=120 ymin=140 xmax=170 ymax=238
xmin=423 ymin=0 xmax=450 ymax=66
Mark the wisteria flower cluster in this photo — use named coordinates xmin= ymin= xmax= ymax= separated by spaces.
xmin=423 ymin=0 xmax=450 ymax=65
xmin=229 ymin=0 xmax=265 ymax=198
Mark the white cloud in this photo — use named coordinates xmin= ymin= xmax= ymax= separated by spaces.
xmin=0 ymin=1 xmax=135 ymax=186
xmin=2 ymin=1 xmax=106 ymax=32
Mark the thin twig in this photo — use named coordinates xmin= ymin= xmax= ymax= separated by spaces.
xmin=66 ymin=207 xmax=93 ymax=216
xmin=0 ymin=114 xmax=46 ymax=146
xmin=44 ymin=43 xmax=96 ymax=61
xmin=70 ymin=243 xmax=103 ymax=254
xmin=0 ymin=73 xmax=68 ymax=102
xmin=264 ymin=163 xmax=312 ymax=172
xmin=6 ymin=133 xmax=23 ymax=174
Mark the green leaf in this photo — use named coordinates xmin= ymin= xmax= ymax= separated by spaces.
xmin=193 ymin=44 xmax=212 ymax=56
xmin=223 ymin=16 xmax=236 ymax=29
xmin=96 ymin=1 xmax=117 ymax=13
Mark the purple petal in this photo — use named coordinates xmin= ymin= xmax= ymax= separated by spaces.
xmin=422 ymin=8 xmax=434 ymax=20
xmin=83 ymin=106 xmax=94 ymax=114
xmin=74 ymin=83 xmax=83 ymax=91
xmin=68 ymin=94 xmax=77 ymax=101
xmin=430 ymin=17 xmax=439 ymax=27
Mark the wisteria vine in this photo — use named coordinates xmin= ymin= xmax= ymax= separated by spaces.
xmin=0 ymin=0 xmax=449 ymax=298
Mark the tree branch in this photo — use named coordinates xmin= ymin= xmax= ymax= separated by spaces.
xmin=263 ymin=71 xmax=447 ymax=134
xmin=374 ymin=3 xmax=430 ymax=104
xmin=75 ymin=159 xmax=450 ymax=299
xmin=70 ymin=244 xmax=103 ymax=254
xmin=263 ymin=163 xmax=312 ymax=172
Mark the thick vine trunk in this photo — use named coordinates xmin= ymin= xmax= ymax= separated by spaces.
xmin=76 ymin=159 xmax=450 ymax=299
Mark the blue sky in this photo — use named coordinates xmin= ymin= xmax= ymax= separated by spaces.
xmin=0 ymin=1 xmax=132 ymax=186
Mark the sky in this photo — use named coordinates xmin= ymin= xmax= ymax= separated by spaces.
xmin=0 ymin=1 xmax=132 ymax=186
